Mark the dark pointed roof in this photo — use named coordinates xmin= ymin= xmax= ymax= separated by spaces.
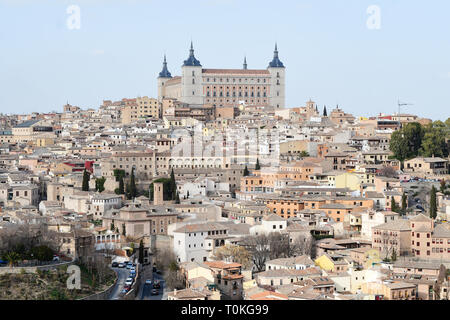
xmin=243 ymin=56 xmax=247 ymax=70
xmin=158 ymin=55 xmax=172 ymax=78
xmin=268 ymin=43 xmax=285 ymax=68
xmin=183 ymin=41 xmax=201 ymax=67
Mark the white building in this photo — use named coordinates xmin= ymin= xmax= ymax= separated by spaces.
xmin=361 ymin=210 xmax=399 ymax=240
xmin=249 ymin=214 xmax=287 ymax=236
xmin=173 ymin=222 xmax=229 ymax=263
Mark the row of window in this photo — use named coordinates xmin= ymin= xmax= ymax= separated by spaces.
xmin=207 ymin=91 xmax=267 ymax=97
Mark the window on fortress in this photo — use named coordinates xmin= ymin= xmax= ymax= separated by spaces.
xmin=192 ymin=71 xmax=195 ymax=76
xmin=192 ymin=79 xmax=195 ymax=84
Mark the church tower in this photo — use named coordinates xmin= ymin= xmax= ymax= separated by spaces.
xmin=267 ymin=43 xmax=286 ymax=109
xmin=157 ymin=54 xmax=172 ymax=102
xmin=181 ymin=42 xmax=203 ymax=105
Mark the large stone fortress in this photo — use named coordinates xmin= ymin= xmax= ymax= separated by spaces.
xmin=157 ymin=43 xmax=286 ymax=108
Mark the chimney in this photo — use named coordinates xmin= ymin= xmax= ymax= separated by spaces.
xmin=153 ymin=182 xmax=164 ymax=206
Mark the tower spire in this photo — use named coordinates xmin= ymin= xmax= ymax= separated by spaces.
xmin=268 ymin=42 xmax=284 ymax=68
xmin=158 ymin=54 xmax=172 ymax=78
xmin=183 ymin=41 xmax=201 ymax=66
xmin=243 ymin=56 xmax=247 ymax=70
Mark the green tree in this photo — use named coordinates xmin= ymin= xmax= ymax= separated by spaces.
xmin=243 ymin=165 xmax=249 ymax=176
xmin=4 ymin=251 xmax=21 ymax=267
xmin=129 ymin=168 xmax=137 ymax=199
xmin=95 ymin=177 xmax=106 ymax=193
xmin=31 ymin=245 xmax=54 ymax=262
xmin=300 ymin=151 xmax=310 ymax=158
xmin=118 ymin=176 xmax=125 ymax=194
xmin=403 ymin=122 xmax=424 ymax=156
xmin=389 ymin=130 xmax=410 ymax=163
xmin=138 ymin=240 xmax=144 ymax=264
xmin=175 ymin=191 xmax=180 ymax=204
xmin=255 ymin=158 xmax=261 ymax=170
xmin=323 ymin=105 xmax=327 ymax=117
xmin=429 ymin=185 xmax=437 ymax=219
xmin=401 ymin=192 xmax=407 ymax=215
xmin=169 ymin=168 xmax=177 ymax=200
xmin=122 ymin=224 xmax=126 ymax=236
xmin=420 ymin=124 xmax=448 ymax=158
xmin=82 ymin=169 xmax=90 ymax=191
xmin=391 ymin=248 xmax=397 ymax=262
xmin=391 ymin=197 xmax=399 ymax=213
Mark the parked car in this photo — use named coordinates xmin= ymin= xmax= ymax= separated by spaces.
xmin=153 ymin=280 xmax=160 ymax=289
xmin=118 ymin=263 xmax=126 ymax=268
xmin=126 ymin=263 xmax=133 ymax=269
xmin=151 ymin=289 xmax=159 ymax=295
xmin=52 ymin=255 xmax=60 ymax=262
xmin=130 ymin=267 xmax=136 ymax=273
xmin=125 ymin=278 xmax=134 ymax=286
xmin=129 ymin=273 xmax=136 ymax=279
xmin=145 ymin=279 xmax=152 ymax=285
xmin=111 ymin=262 xmax=119 ymax=268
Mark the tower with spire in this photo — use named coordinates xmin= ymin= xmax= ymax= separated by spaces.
xmin=243 ymin=56 xmax=247 ymax=70
xmin=267 ymin=43 xmax=286 ymax=109
xmin=181 ymin=41 xmax=203 ymax=105
xmin=157 ymin=55 xmax=172 ymax=102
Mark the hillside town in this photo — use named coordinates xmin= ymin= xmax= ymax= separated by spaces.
xmin=0 ymin=44 xmax=450 ymax=301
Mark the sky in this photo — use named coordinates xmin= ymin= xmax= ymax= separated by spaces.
xmin=0 ymin=0 xmax=449 ymax=120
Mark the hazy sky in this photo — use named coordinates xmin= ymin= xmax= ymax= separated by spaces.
xmin=1 ymin=0 xmax=449 ymax=120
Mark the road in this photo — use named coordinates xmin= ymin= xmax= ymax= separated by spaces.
xmin=141 ymin=273 xmax=166 ymax=300
xmin=108 ymin=267 xmax=130 ymax=300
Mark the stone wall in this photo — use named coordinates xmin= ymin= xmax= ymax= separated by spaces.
xmin=0 ymin=260 xmax=74 ymax=275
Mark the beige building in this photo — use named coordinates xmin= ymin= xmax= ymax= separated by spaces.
xmin=121 ymin=96 xmax=160 ymax=124
xmin=372 ymin=219 xmax=411 ymax=258
xmin=404 ymin=157 xmax=449 ymax=175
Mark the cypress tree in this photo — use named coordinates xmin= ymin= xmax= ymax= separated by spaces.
xmin=129 ymin=168 xmax=137 ymax=199
xmin=175 ymin=191 xmax=180 ymax=204
xmin=138 ymin=240 xmax=144 ymax=264
xmin=430 ymin=185 xmax=437 ymax=219
xmin=118 ymin=176 xmax=125 ymax=194
xmin=243 ymin=165 xmax=249 ymax=176
xmin=401 ymin=193 xmax=407 ymax=215
xmin=323 ymin=105 xmax=328 ymax=117
xmin=82 ymin=169 xmax=90 ymax=191
xmin=170 ymin=168 xmax=177 ymax=200
xmin=391 ymin=197 xmax=399 ymax=213
xmin=122 ymin=224 xmax=126 ymax=236
xmin=255 ymin=158 xmax=261 ymax=170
